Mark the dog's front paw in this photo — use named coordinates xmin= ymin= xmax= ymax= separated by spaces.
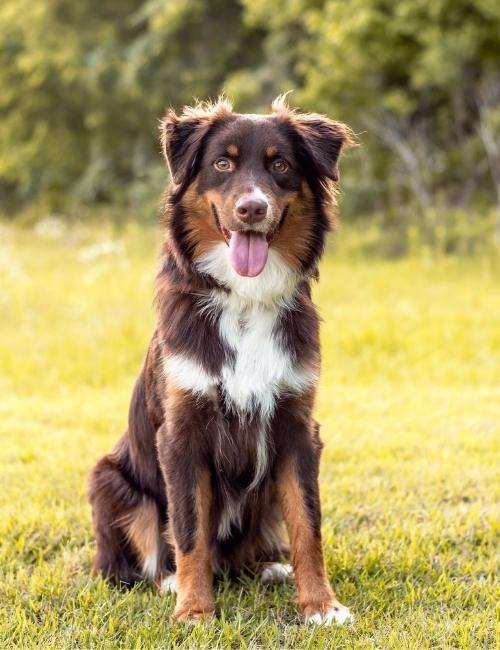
xmin=173 ymin=595 xmax=215 ymax=623
xmin=304 ymin=600 xmax=354 ymax=626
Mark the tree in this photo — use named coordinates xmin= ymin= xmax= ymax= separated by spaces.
xmin=1 ymin=0 xmax=499 ymax=230
xmin=0 ymin=0 xmax=264 ymax=211
xmin=233 ymin=0 xmax=500 ymax=217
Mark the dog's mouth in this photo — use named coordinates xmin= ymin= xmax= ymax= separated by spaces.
xmin=212 ymin=205 xmax=287 ymax=278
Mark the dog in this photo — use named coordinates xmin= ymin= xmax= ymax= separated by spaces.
xmin=89 ymin=96 xmax=354 ymax=625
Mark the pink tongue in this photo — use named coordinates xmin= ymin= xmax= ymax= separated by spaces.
xmin=229 ymin=231 xmax=269 ymax=277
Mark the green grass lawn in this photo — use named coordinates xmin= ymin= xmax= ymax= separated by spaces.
xmin=0 ymin=218 xmax=499 ymax=648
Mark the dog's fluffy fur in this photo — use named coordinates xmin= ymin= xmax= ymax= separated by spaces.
xmin=89 ymin=96 xmax=355 ymax=624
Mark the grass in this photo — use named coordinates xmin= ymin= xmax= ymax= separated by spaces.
xmin=0 ymin=217 xmax=499 ymax=648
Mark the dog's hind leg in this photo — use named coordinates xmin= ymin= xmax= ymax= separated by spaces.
xmin=89 ymin=449 xmax=166 ymax=585
xmin=258 ymin=561 xmax=294 ymax=584
xmin=120 ymin=496 xmax=163 ymax=581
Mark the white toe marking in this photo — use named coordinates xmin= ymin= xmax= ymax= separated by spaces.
xmin=160 ymin=573 xmax=177 ymax=594
xmin=307 ymin=604 xmax=354 ymax=625
xmin=260 ymin=562 xmax=294 ymax=584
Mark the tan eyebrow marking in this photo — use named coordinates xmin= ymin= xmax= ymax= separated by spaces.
xmin=226 ymin=144 xmax=239 ymax=156
xmin=266 ymin=145 xmax=278 ymax=157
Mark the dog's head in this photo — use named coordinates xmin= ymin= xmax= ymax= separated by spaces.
xmin=161 ymin=97 xmax=354 ymax=278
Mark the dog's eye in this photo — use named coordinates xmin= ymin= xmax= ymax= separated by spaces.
xmin=214 ymin=157 xmax=233 ymax=172
xmin=272 ymin=158 xmax=288 ymax=173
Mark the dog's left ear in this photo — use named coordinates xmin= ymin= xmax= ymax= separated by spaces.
xmin=292 ymin=115 xmax=355 ymax=182
xmin=272 ymin=97 xmax=355 ymax=181
xmin=160 ymin=99 xmax=233 ymax=187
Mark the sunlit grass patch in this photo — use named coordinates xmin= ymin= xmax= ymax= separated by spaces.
xmin=0 ymin=220 xmax=498 ymax=648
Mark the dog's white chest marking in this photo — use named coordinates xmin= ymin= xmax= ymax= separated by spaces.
xmin=218 ymin=295 xmax=293 ymax=417
xmin=164 ymin=291 xmax=316 ymax=416
xmin=164 ymin=245 xmax=316 ymax=415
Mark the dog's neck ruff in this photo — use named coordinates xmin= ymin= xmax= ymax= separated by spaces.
xmin=164 ymin=243 xmax=316 ymax=420
xmin=195 ymin=242 xmax=299 ymax=308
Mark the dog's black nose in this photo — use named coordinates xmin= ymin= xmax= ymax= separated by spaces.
xmin=235 ymin=197 xmax=268 ymax=224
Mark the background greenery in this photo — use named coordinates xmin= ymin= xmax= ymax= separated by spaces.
xmin=1 ymin=0 xmax=500 ymax=254
xmin=1 ymin=2 xmax=499 ymax=647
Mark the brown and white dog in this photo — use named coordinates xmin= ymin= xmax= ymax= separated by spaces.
xmin=89 ymin=96 xmax=354 ymax=624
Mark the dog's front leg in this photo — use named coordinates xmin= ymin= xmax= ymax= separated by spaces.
xmin=157 ymin=389 xmax=214 ymax=622
xmin=276 ymin=427 xmax=353 ymax=625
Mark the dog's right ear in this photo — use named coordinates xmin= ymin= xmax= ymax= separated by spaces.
xmin=160 ymin=110 xmax=210 ymax=187
xmin=160 ymin=99 xmax=233 ymax=187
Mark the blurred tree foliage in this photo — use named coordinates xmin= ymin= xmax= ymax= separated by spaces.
xmin=0 ymin=0 xmax=264 ymax=211
xmin=1 ymin=0 xmax=499 ymax=239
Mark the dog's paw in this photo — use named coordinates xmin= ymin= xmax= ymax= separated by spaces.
xmin=159 ymin=573 xmax=177 ymax=594
xmin=305 ymin=601 xmax=354 ymax=626
xmin=260 ymin=562 xmax=294 ymax=585
xmin=173 ymin=601 xmax=215 ymax=624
